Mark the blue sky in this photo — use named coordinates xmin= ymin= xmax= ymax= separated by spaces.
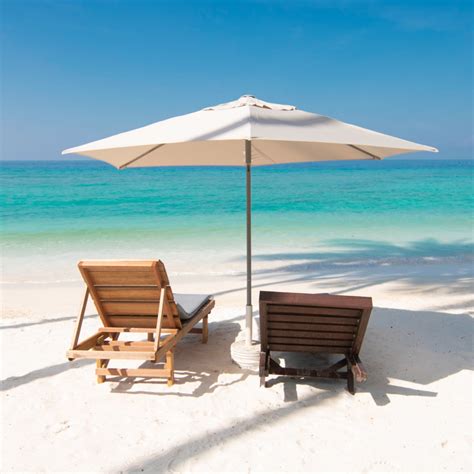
xmin=1 ymin=0 xmax=472 ymax=160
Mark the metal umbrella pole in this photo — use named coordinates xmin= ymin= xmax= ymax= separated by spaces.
xmin=245 ymin=139 xmax=253 ymax=346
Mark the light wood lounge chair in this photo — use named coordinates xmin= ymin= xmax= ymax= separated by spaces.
xmin=259 ymin=291 xmax=372 ymax=394
xmin=67 ymin=260 xmax=215 ymax=386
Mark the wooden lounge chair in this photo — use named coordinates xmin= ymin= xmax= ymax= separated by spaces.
xmin=67 ymin=260 xmax=215 ymax=386
xmin=259 ymin=291 xmax=372 ymax=394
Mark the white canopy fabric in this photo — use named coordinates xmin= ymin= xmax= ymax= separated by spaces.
xmin=62 ymin=95 xmax=437 ymax=167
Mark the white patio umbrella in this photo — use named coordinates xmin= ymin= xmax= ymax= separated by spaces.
xmin=63 ymin=95 xmax=437 ymax=364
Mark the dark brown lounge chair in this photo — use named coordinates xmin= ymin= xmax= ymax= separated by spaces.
xmin=259 ymin=291 xmax=372 ymax=394
xmin=67 ymin=260 xmax=215 ymax=386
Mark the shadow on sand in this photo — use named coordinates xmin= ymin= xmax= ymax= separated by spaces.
xmin=108 ymin=317 xmax=245 ymax=397
xmin=119 ymin=303 xmax=472 ymax=472
xmin=214 ymin=238 xmax=473 ymax=312
xmin=265 ymin=305 xmax=472 ymax=405
xmin=0 ymin=359 xmax=93 ymax=392
xmin=0 ymin=314 xmax=97 ymax=331
xmin=1 ymin=305 xmax=471 ymax=402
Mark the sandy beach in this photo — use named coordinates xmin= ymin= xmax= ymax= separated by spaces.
xmin=1 ymin=256 xmax=472 ymax=473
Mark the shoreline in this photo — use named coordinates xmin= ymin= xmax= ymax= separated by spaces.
xmin=2 ymin=258 xmax=472 ymax=318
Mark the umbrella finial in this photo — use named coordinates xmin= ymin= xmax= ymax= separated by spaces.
xmin=204 ymin=95 xmax=297 ymax=111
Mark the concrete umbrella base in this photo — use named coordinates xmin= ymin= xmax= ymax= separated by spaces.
xmin=230 ymin=339 xmax=261 ymax=372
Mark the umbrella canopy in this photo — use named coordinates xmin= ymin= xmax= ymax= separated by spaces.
xmin=63 ymin=95 xmax=437 ymax=168
xmin=63 ymin=95 xmax=437 ymax=352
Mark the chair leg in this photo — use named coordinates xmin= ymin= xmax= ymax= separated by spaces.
xmin=202 ymin=315 xmax=208 ymax=344
xmin=166 ymin=350 xmax=174 ymax=386
xmin=96 ymin=359 xmax=107 ymax=384
xmin=347 ymin=358 xmax=355 ymax=395
xmin=147 ymin=333 xmax=154 ymax=342
xmin=259 ymin=351 xmax=267 ymax=387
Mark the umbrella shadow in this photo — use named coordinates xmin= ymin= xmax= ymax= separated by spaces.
xmin=0 ymin=313 xmax=98 ymax=331
xmin=220 ymin=237 xmax=474 ymax=311
xmin=123 ymin=389 xmax=337 ymax=473
xmin=0 ymin=359 xmax=93 ymax=392
xmin=252 ymin=238 xmax=474 ymax=264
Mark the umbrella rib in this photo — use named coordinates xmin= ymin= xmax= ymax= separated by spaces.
xmin=347 ymin=144 xmax=381 ymax=160
xmin=118 ymin=144 xmax=165 ymax=169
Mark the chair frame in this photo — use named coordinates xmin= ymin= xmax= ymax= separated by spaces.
xmin=259 ymin=290 xmax=372 ymax=394
xmin=67 ymin=260 xmax=215 ymax=386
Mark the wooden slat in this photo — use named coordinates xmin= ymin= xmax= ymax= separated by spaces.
xmin=268 ymin=357 xmax=348 ymax=379
xmin=260 ymin=290 xmax=372 ymax=310
xmin=101 ymin=301 xmax=160 ymax=315
xmin=267 ymin=322 xmax=356 ymax=333
xmin=96 ymin=287 xmax=162 ymax=300
xmin=268 ymin=337 xmax=352 ymax=347
xmin=99 ymin=326 xmax=156 ymax=333
xmin=67 ymin=349 xmax=156 ymax=360
xmin=268 ymin=329 xmax=355 ymax=340
xmin=98 ymin=327 xmax=179 ymax=334
xmin=93 ymin=344 xmax=156 ymax=352
xmin=268 ymin=314 xmax=359 ymax=325
xmin=102 ymin=341 xmax=154 ymax=348
xmin=268 ymin=344 xmax=350 ymax=353
xmin=107 ymin=315 xmax=157 ymax=327
xmin=79 ymin=261 xmax=157 ymax=270
xmin=268 ymin=304 xmax=361 ymax=318
xmin=96 ymin=368 xmax=171 ymax=377
xmin=106 ymin=315 xmax=181 ymax=329
xmin=89 ymin=271 xmax=158 ymax=286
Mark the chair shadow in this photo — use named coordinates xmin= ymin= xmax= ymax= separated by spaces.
xmin=109 ymin=319 xmax=245 ymax=396
xmin=261 ymin=305 xmax=473 ymax=405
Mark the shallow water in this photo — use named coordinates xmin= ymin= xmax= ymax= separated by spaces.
xmin=1 ymin=159 xmax=472 ymax=282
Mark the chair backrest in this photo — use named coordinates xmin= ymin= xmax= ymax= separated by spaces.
xmin=259 ymin=291 xmax=372 ymax=355
xmin=78 ymin=260 xmax=182 ymax=330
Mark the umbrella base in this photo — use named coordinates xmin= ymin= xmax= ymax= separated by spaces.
xmin=230 ymin=339 xmax=260 ymax=372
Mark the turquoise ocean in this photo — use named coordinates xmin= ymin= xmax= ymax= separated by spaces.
xmin=1 ymin=159 xmax=472 ymax=283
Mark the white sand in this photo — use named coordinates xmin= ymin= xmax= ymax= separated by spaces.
xmin=1 ymin=261 xmax=472 ymax=472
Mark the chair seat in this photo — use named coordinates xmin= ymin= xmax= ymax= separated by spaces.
xmin=174 ymin=294 xmax=213 ymax=320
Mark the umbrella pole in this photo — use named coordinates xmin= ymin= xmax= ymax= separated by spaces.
xmin=245 ymin=140 xmax=253 ymax=346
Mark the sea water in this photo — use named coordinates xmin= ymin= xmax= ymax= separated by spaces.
xmin=1 ymin=159 xmax=472 ymax=283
